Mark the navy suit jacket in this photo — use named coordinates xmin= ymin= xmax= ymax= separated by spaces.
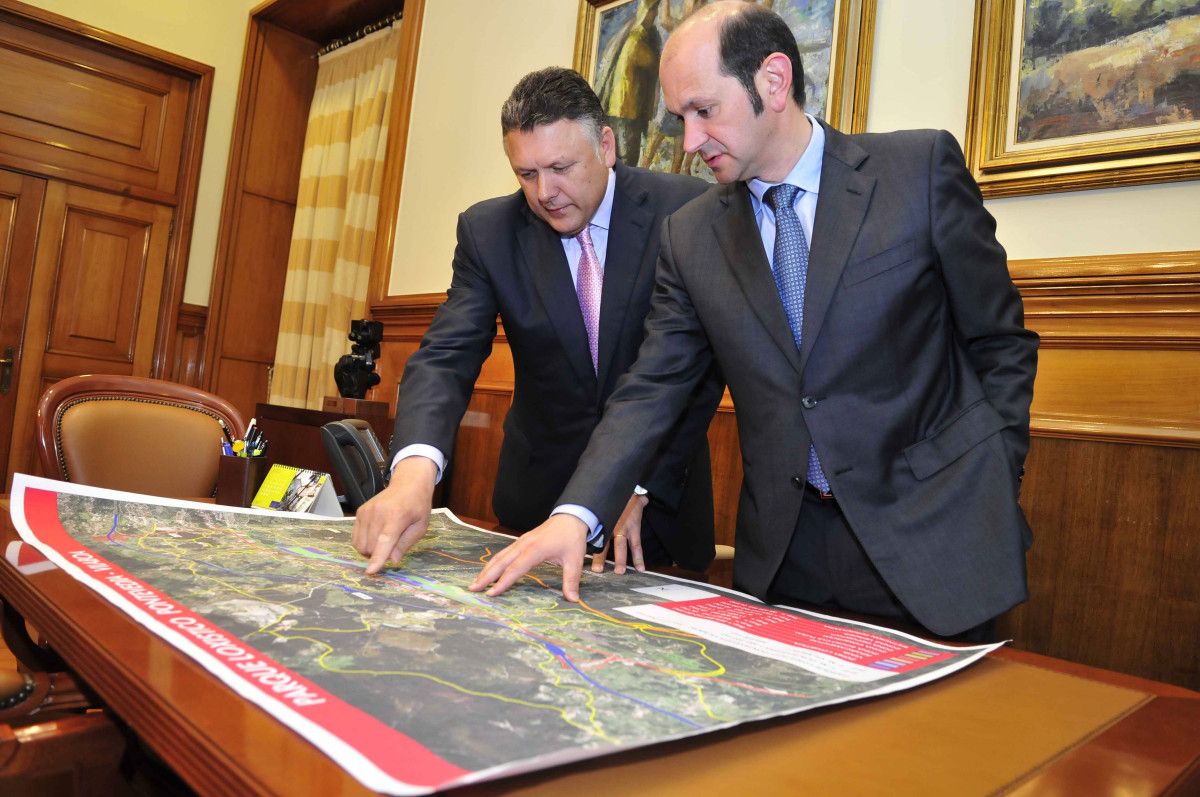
xmin=560 ymin=124 xmax=1039 ymax=634
xmin=392 ymin=161 xmax=720 ymax=570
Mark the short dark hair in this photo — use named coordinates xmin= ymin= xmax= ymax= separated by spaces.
xmin=500 ymin=67 xmax=605 ymax=144
xmin=716 ymin=4 xmax=805 ymax=115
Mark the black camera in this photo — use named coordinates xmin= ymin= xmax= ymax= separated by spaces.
xmin=333 ymin=319 xmax=384 ymax=399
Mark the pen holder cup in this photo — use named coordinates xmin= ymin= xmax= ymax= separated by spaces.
xmin=215 ymin=454 xmax=270 ymax=507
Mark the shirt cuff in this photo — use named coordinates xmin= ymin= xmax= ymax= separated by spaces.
xmin=390 ymin=445 xmax=446 ymax=484
xmin=552 ymin=504 xmax=603 ymax=545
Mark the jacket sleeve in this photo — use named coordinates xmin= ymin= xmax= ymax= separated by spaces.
xmin=560 ymin=215 xmax=718 ymax=531
xmin=929 ymin=130 xmax=1039 ymax=477
xmin=390 ymin=212 xmax=498 ymax=459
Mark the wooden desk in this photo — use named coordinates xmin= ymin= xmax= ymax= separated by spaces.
xmin=1 ymin=505 xmax=1197 ymax=796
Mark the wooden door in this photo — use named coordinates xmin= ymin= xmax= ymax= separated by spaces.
xmin=4 ymin=180 xmax=172 ymax=486
xmin=0 ymin=169 xmax=45 ymax=488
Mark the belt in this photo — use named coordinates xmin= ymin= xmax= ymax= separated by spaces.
xmin=805 ymin=483 xmax=836 ymax=502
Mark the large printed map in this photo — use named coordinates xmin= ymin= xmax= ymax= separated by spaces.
xmin=10 ymin=476 xmax=997 ymax=794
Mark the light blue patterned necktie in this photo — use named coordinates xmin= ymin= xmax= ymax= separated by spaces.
xmin=764 ymin=183 xmax=830 ymax=494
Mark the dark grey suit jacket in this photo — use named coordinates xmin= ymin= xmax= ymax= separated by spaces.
xmin=560 ymin=124 xmax=1039 ymax=634
xmin=392 ymin=161 xmax=720 ymax=570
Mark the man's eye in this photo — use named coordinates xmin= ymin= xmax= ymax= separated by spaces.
xmin=697 ymin=106 xmax=713 ymax=119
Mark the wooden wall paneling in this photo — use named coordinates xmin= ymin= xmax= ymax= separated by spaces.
xmin=1012 ymin=251 xmax=1200 ymax=445
xmin=5 ymin=181 xmax=172 ymax=482
xmin=0 ymin=4 xmax=213 ymax=385
xmin=210 ymin=193 xmax=298 ymax=419
xmin=1003 ymin=251 xmax=1200 ymax=690
xmin=443 ymin=386 xmax=511 ymax=525
xmin=0 ymin=168 xmax=44 ymax=490
xmin=202 ymin=18 xmax=318 ymax=416
xmin=1002 ymin=436 xmax=1200 ymax=690
xmin=706 ymin=403 xmax=741 ymax=551
xmin=0 ymin=14 xmax=188 ymax=200
xmin=44 ymin=184 xmax=173 ymax=370
xmin=213 ymin=358 xmax=273 ymax=429
xmin=171 ymin=303 xmax=207 ymax=387
xmin=0 ymin=1 xmax=213 ymax=487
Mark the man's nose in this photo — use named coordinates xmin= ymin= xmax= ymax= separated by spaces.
xmin=537 ymin=174 xmax=556 ymax=203
xmin=682 ymin=121 xmax=706 ymax=154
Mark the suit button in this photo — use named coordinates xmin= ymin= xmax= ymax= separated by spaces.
xmin=791 ymin=474 xmax=804 ymax=489
xmin=801 ymin=396 xmax=818 ymax=409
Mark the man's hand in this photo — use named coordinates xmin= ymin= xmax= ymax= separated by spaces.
xmin=351 ymin=457 xmax=438 ymax=575
xmin=469 ymin=514 xmax=588 ymax=601
xmin=590 ymin=493 xmax=648 ymax=574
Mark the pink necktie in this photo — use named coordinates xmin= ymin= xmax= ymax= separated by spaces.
xmin=575 ymin=226 xmax=603 ymax=373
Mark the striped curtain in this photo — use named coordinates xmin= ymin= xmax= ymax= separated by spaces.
xmin=269 ymin=23 xmax=402 ymax=408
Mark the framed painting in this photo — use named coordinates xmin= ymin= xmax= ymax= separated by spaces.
xmin=573 ymin=0 xmax=876 ymax=177
xmin=965 ymin=0 xmax=1200 ymax=197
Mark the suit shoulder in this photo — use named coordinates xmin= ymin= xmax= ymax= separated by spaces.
xmin=460 ymin=189 xmax=526 ymax=225
xmin=849 ymin=127 xmax=957 ymax=155
xmin=666 ymin=181 xmax=725 ymax=225
xmin=624 ymin=164 xmax=709 ymax=205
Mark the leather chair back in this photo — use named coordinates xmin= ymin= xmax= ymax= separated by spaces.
xmin=36 ymin=375 xmax=247 ymax=499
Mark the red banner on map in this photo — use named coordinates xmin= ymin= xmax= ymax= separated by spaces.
xmin=662 ymin=597 xmax=952 ymax=673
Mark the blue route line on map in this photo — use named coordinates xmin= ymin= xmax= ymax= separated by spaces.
xmin=106 ymin=513 xmax=119 ymax=541
xmin=543 ymin=640 xmax=702 ymax=728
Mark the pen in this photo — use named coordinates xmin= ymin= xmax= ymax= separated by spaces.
xmin=217 ymin=418 xmax=235 ymax=446
xmin=245 ymin=418 xmax=257 ymax=444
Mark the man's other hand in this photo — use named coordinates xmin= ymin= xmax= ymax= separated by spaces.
xmin=590 ymin=492 xmax=648 ymax=574
xmin=351 ymin=457 xmax=438 ymax=575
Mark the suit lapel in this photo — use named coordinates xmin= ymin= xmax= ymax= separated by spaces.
xmin=597 ymin=163 xmax=652 ymax=391
xmin=517 ymin=206 xmax=596 ymax=389
xmin=714 ymin=183 xmax=804 ymax=376
xmin=801 ymin=122 xmax=874 ymax=372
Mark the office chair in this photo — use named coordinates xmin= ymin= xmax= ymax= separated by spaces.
xmin=35 ymin=374 xmax=247 ymax=500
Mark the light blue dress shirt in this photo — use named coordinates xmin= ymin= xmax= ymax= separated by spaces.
xmin=747 ymin=114 xmax=824 ymax=265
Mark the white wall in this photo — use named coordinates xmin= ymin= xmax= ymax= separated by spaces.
xmin=388 ymin=0 xmax=580 ymax=295
xmin=23 ymin=0 xmax=260 ymax=306
xmin=390 ymin=0 xmax=1200 ymax=294
xmin=868 ymin=0 xmax=1200 ymax=259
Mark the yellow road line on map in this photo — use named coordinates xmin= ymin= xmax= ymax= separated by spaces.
xmin=532 ymin=642 xmax=615 ymax=741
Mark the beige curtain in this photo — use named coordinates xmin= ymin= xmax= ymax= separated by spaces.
xmin=269 ymin=23 xmax=402 ymax=408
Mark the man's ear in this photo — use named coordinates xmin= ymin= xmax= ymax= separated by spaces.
xmin=758 ymin=52 xmax=793 ymax=113
xmin=600 ymin=125 xmax=618 ymax=167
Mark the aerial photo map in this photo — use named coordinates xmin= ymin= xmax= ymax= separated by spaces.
xmin=10 ymin=475 xmax=998 ymax=794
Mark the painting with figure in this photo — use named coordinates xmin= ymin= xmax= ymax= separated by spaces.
xmin=588 ymin=0 xmax=841 ymax=178
xmin=1015 ymin=0 xmax=1200 ymax=143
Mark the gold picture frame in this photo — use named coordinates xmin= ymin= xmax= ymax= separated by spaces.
xmin=573 ymin=0 xmax=875 ymax=176
xmin=965 ymin=0 xmax=1200 ymax=198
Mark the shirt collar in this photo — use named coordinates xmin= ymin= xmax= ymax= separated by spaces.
xmin=747 ymin=114 xmax=824 ymax=210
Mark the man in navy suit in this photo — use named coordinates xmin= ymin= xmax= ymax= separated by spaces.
xmin=471 ymin=3 xmax=1038 ymax=640
xmin=352 ymin=68 xmax=719 ymax=576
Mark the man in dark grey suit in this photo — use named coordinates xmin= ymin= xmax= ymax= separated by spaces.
xmin=352 ymin=68 xmax=719 ymax=577
xmin=471 ymin=3 xmax=1038 ymax=640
